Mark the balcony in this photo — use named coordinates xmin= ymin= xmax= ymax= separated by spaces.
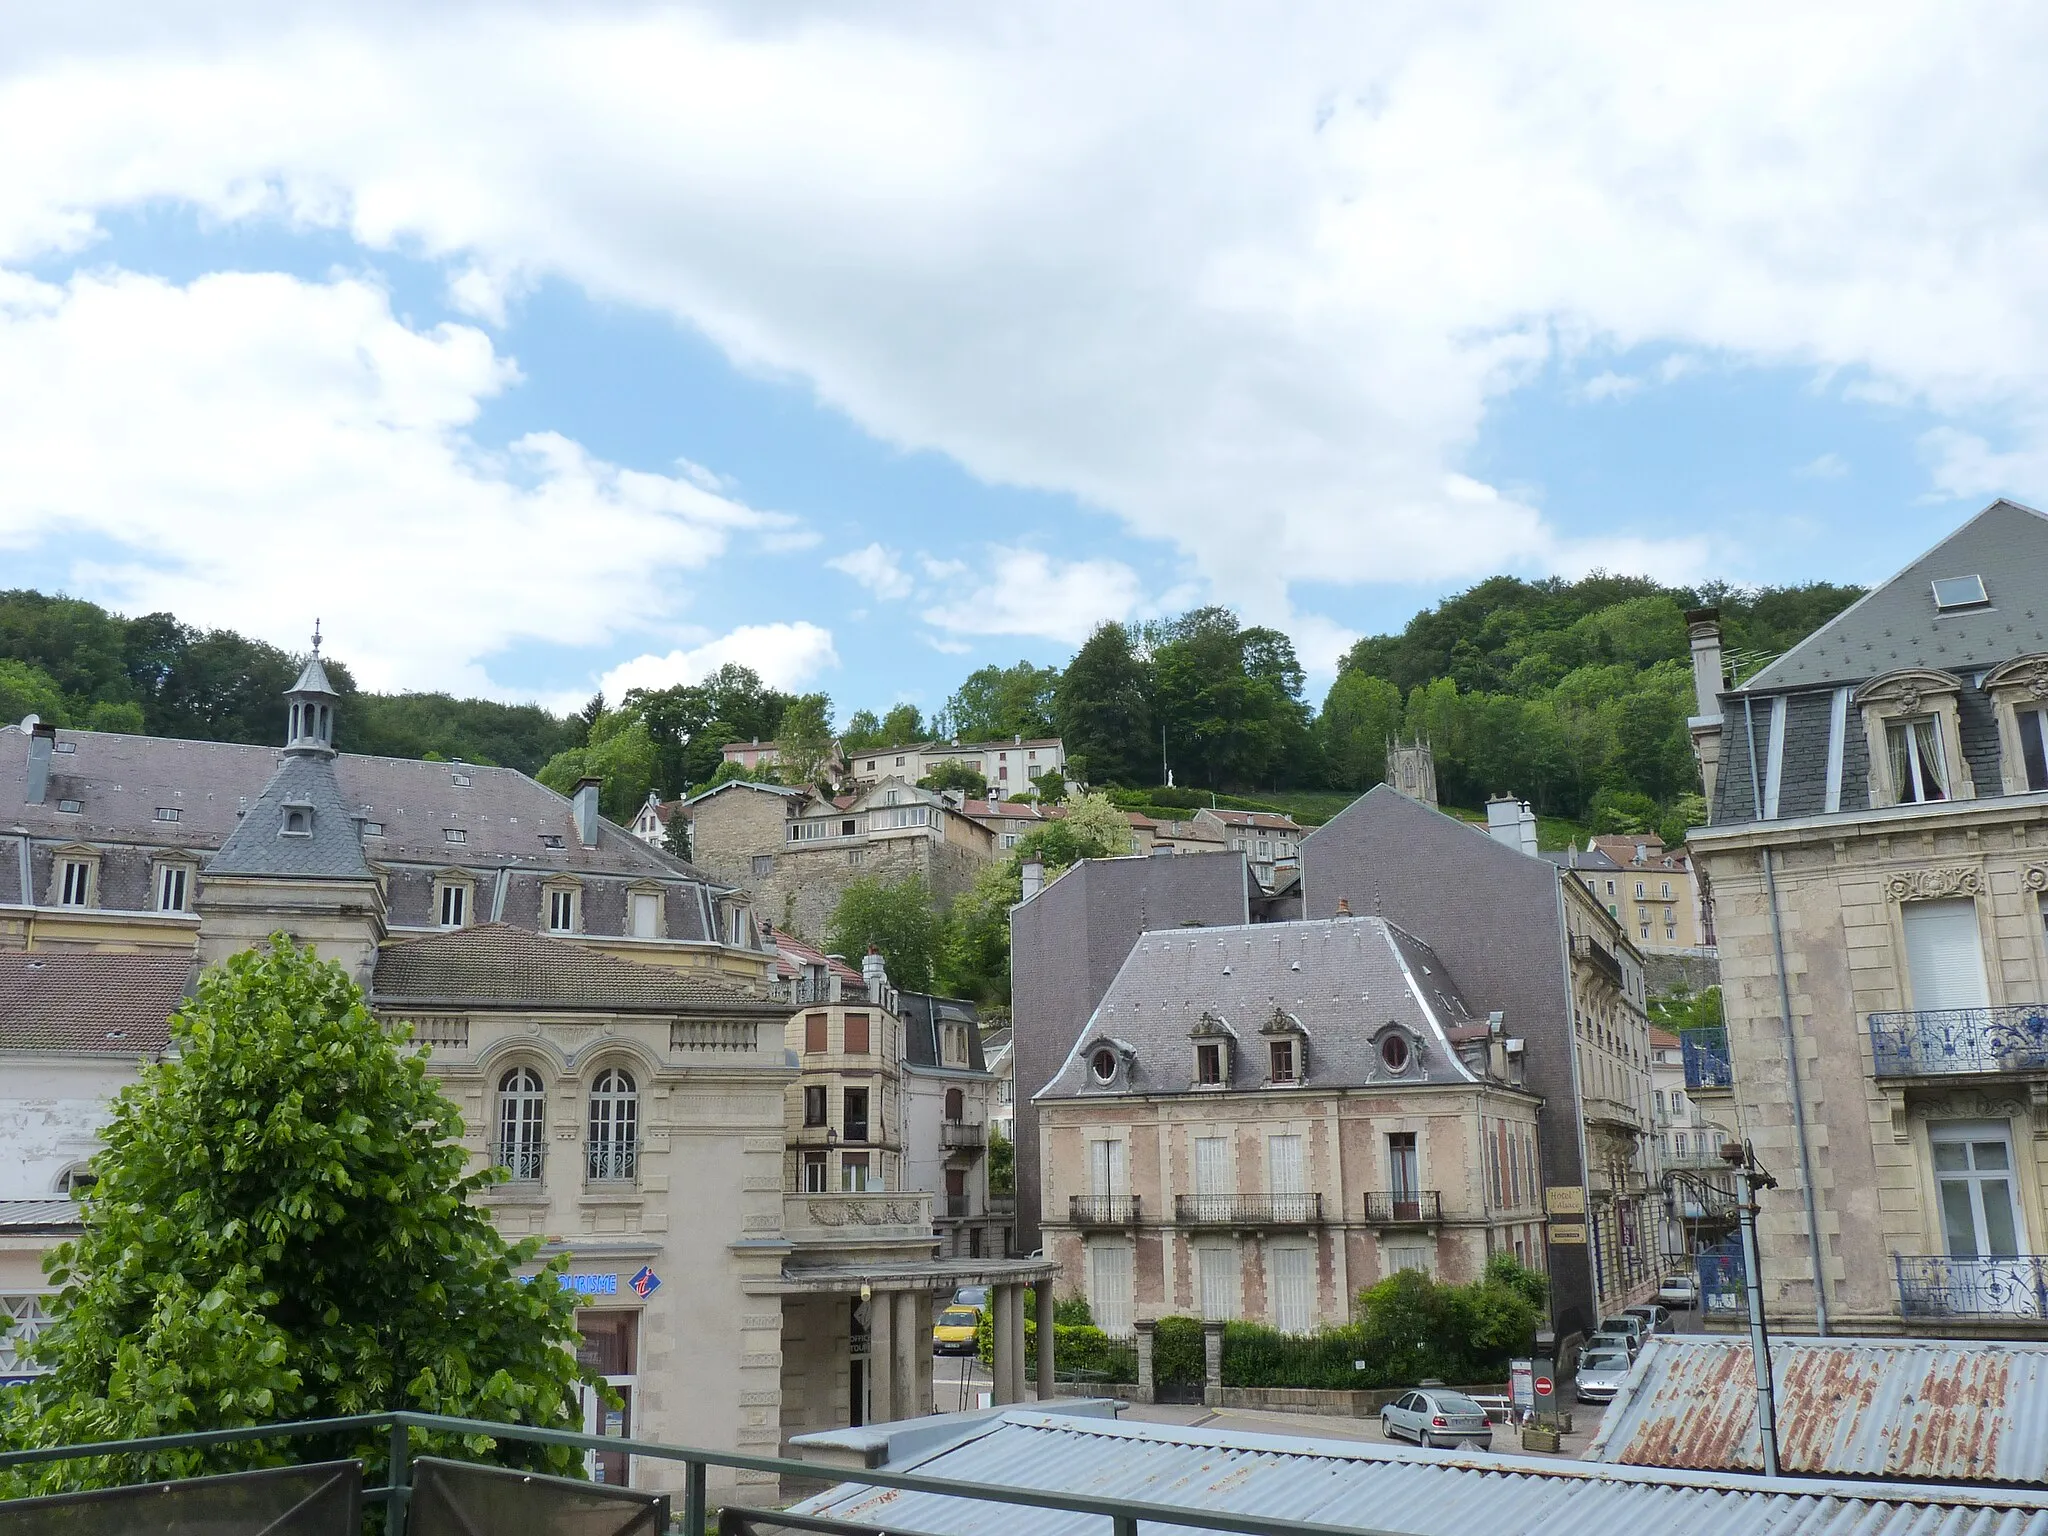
xmin=585 ymin=1143 xmax=636 ymax=1183
xmin=1068 ymin=1195 xmax=1142 ymax=1228
xmin=1174 ymin=1194 xmax=1324 ymax=1227
xmin=1363 ymin=1191 xmax=1442 ymax=1224
xmin=1896 ymin=1253 xmax=2048 ymax=1319
xmin=940 ymin=1119 xmax=987 ymax=1151
xmin=1572 ymin=932 xmax=1626 ymax=989
xmin=1870 ymin=1005 xmax=2048 ymax=1078
xmin=1681 ymin=1027 xmax=1734 ymax=1091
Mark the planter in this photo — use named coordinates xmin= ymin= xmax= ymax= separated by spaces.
xmin=1521 ymin=1425 xmax=1561 ymax=1453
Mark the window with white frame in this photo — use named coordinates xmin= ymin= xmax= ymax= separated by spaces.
xmin=496 ymin=1068 xmax=546 ymax=1181
xmin=156 ymin=864 xmax=190 ymax=913
xmin=1271 ymin=1245 xmax=1314 ymax=1333
xmin=1087 ymin=1241 xmax=1133 ymax=1336
xmin=1197 ymin=1242 xmax=1238 ymax=1321
xmin=437 ymin=881 xmax=469 ymax=928
xmin=1885 ymin=718 xmax=1950 ymax=803
xmin=57 ymin=859 xmax=91 ymax=907
xmin=1931 ymin=1121 xmax=2023 ymax=1260
xmin=1384 ymin=1243 xmax=1431 ymax=1276
xmin=546 ymin=886 xmax=577 ymax=933
xmin=629 ymin=891 xmax=661 ymax=938
xmin=1903 ymin=899 xmax=1990 ymax=1011
xmin=587 ymin=1068 xmax=638 ymax=1181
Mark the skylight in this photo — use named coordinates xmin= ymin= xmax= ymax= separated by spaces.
xmin=1931 ymin=574 xmax=1990 ymax=611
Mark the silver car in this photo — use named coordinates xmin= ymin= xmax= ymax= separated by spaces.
xmin=1381 ymin=1389 xmax=1493 ymax=1450
xmin=1624 ymin=1303 xmax=1671 ymax=1337
xmin=1575 ymin=1346 xmax=1634 ymax=1404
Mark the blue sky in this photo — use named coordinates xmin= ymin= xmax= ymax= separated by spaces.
xmin=3 ymin=8 xmax=2045 ymax=722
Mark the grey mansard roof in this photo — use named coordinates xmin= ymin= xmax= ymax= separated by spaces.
xmin=1037 ymin=914 xmax=1490 ymax=1099
xmin=372 ymin=923 xmax=774 ymax=1012
xmin=0 ymin=725 xmax=721 ymax=884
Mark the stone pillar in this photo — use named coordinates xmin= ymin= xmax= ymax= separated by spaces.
xmin=1009 ymin=1284 xmax=1027 ymax=1403
xmin=891 ymin=1290 xmax=919 ymax=1422
xmin=1034 ymin=1277 xmax=1056 ymax=1402
xmin=991 ymin=1284 xmax=1017 ymax=1404
xmin=915 ymin=1291 xmax=936 ymax=1415
xmin=1134 ymin=1319 xmax=1156 ymax=1404
xmin=868 ymin=1289 xmax=895 ymax=1425
xmin=1202 ymin=1320 xmax=1225 ymax=1408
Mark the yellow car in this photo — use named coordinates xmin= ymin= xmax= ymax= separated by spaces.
xmin=932 ymin=1304 xmax=983 ymax=1355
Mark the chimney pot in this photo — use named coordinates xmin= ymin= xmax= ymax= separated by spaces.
xmin=1019 ymin=856 xmax=1045 ymax=902
xmin=1336 ymin=897 xmax=1352 ymax=916
xmin=1686 ymin=607 xmax=1725 ymax=716
xmin=572 ymin=776 xmax=603 ymax=847
xmin=25 ymin=720 xmax=56 ymax=806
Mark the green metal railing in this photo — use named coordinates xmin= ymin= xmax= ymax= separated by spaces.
xmin=0 ymin=1407 xmax=1412 ymax=1536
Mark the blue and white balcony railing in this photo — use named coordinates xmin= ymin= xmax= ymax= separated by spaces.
xmin=1896 ymin=1253 xmax=2048 ymax=1319
xmin=1696 ymin=1241 xmax=1746 ymax=1315
xmin=1680 ymin=1028 xmax=1734 ymax=1091
xmin=1869 ymin=1004 xmax=2048 ymax=1078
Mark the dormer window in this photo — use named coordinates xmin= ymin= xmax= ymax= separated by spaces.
xmin=1268 ymin=1039 xmax=1298 ymax=1083
xmin=1189 ymin=1009 xmax=1235 ymax=1089
xmin=1196 ymin=1042 xmax=1225 ymax=1085
xmin=1260 ymin=1007 xmax=1307 ymax=1087
xmin=451 ymin=772 xmax=471 ymax=787
xmin=281 ymin=802 xmax=313 ymax=837
xmin=1856 ymin=669 xmax=1972 ymax=808
xmin=1090 ymin=1047 xmax=1119 ymax=1084
xmin=1886 ymin=719 xmax=1948 ymax=802
xmin=1379 ymin=1031 xmax=1413 ymax=1075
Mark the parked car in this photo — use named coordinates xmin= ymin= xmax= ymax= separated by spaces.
xmin=932 ymin=1304 xmax=984 ymax=1355
xmin=1575 ymin=1345 xmax=1635 ymax=1404
xmin=1380 ymin=1389 xmax=1494 ymax=1450
xmin=953 ymin=1285 xmax=990 ymax=1309
xmin=1657 ymin=1273 xmax=1700 ymax=1308
xmin=1591 ymin=1316 xmax=1644 ymax=1357
xmin=1623 ymin=1303 xmax=1672 ymax=1337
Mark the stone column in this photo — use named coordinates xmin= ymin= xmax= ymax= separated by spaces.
xmin=1009 ymin=1284 xmax=1027 ymax=1403
xmin=867 ymin=1289 xmax=895 ymax=1426
xmin=891 ymin=1290 xmax=919 ymax=1422
xmin=1202 ymin=1319 xmax=1225 ymax=1408
xmin=915 ymin=1291 xmax=936 ymax=1415
xmin=1033 ymin=1277 xmax=1056 ymax=1401
xmin=1134 ymin=1319 xmax=1156 ymax=1404
xmin=990 ymin=1284 xmax=1016 ymax=1404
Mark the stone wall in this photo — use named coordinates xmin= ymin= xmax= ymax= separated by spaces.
xmin=1644 ymin=951 xmax=1722 ymax=998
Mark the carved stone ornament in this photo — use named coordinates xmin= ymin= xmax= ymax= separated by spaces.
xmin=1261 ymin=1007 xmax=1304 ymax=1037
xmin=1983 ymin=654 xmax=2048 ymax=701
xmin=807 ymin=1198 xmax=921 ymax=1227
xmin=2024 ymin=865 xmax=2048 ymax=893
xmin=1909 ymin=1091 xmax=2028 ymax=1123
xmin=1884 ymin=867 xmax=1983 ymax=902
xmin=1189 ymin=1010 xmax=1235 ymax=1040
xmin=1897 ymin=685 xmax=1923 ymax=713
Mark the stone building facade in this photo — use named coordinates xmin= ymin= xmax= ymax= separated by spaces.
xmin=687 ymin=778 xmax=995 ymax=942
xmin=1686 ymin=498 xmax=2048 ymax=1335
xmin=1036 ymin=916 xmax=1543 ymax=1333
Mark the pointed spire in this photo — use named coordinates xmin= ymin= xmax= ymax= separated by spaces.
xmin=285 ymin=620 xmax=339 ymax=755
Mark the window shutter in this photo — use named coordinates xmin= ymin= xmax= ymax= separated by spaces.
xmin=1089 ymin=1243 xmax=1133 ymax=1336
xmin=1197 ymin=1244 xmax=1238 ymax=1321
xmin=1903 ymin=899 xmax=1990 ymax=1011
xmin=1195 ymin=1137 xmax=1229 ymax=1196
xmin=1090 ymin=1139 xmax=1125 ymax=1198
xmin=1267 ymin=1134 xmax=1304 ymax=1195
xmin=1271 ymin=1247 xmax=1313 ymax=1333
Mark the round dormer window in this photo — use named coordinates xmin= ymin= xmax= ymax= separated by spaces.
xmin=1380 ymin=1033 xmax=1411 ymax=1074
xmin=1090 ymin=1047 xmax=1119 ymax=1084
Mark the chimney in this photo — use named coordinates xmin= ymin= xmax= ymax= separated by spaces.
xmin=572 ymin=776 xmax=602 ymax=847
xmin=1485 ymin=795 xmax=1539 ymax=856
xmin=1518 ymin=801 xmax=1538 ymax=857
xmin=1014 ymin=732 xmax=1022 ymax=744
xmin=1685 ymin=607 xmax=1726 ymax=810
xmin=1019 ymin=857 xmax=1045 ymax=902
xmin=1336 ymin=897 xmax=1352 ymax=916
xmin=24 ymin=720 xmax=55 ymax=805
xmin=862 ymin=945 xmax=889 ymax=994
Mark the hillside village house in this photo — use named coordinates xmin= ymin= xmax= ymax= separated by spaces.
xmin=1685 ymin=498 xmax=2048 ymax=1336
xmin=0 ymin=658 xmax=1052 ymax=1491
xmin=1036 ymin=915 xmax=1543 ymax=1334
xmin=724 ymin=735 xmax=1068 ymax=796
xmin=1192 ymin=808 xmax=1308 ymax=891
xmin=630 ymin=790 xmax=682 ymax=849
xmin=1576 ymin=834 xmax=1714 ymax=955
xmin=686 ymin=777 xmax=995 ymax=941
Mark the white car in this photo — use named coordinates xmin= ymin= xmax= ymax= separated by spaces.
xmin=1575 ymin=1346 xmax=1634 ymax=1404
xmin=1380 ymin=1389 xmax=1493 ymax=1450
xmin=1657 ymin=1273 xmax=1699 ymax=1308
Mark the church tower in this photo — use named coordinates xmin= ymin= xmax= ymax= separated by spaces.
xmin=1385 ymin=738 xmax=1439 ymax=808
xmin=196 ymin=624 xmax=387 ymax=982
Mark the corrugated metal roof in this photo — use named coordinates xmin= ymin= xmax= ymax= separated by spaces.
xmin=0 ymin=1200 xmax=83 ymax=1232
xmin=1588 ymin=1334 xmax=2048 ymax=1485
xmin=791 ymin=1411 xmax=2048 ymax=1536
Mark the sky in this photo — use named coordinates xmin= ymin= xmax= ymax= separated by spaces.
xmin=4 ymin=3 xmax=2047 ymax=723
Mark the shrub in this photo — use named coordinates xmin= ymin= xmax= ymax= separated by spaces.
xmin=1221 ymin=1321 xmax=1378 ymax=1390
xmin=1152 ymin=1316 xmax=1206 ymax=1385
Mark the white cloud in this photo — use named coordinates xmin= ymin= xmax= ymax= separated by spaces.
xmin=0 ymin=265 xmax=789 ymax=695
xmin=13 ymin=5 xmax=2048 ymax=630
xmin=1795 ymin=451 xmax=1849 ymax=480
xmin=1582 ymin=371 xmax=1642 ymax=402
xmin=826 ymin=542 xmax=914 ymax=600
xmin=925 ymin=547 xmax=1143 ymax=645
xmin=599 ymin=622 xmax=839 ymax=698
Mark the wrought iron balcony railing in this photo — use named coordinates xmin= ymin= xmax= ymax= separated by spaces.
xmin=1068 ymin=1194 xmax=1141 ymax=1227
xmin=1174 ymin=1193 xmax=1324 ymax=1226
xmin=586 ymin=1143 xmax=638 ymax=1182
xmin=496 ymin=1145 xmax=544 ymax=1182
xmin=1680 ymin=1027 xmax=1734 ymax=1090
xmin=1363 ymin=1190 xmax=1442 ymax=1224
xmin=1896 ymin=1253 xmax=2048 ymax=1318
xmin=1869 ymin=1005 xmax=2048 ymax=1077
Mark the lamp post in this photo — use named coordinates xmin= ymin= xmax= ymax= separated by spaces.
xmin=1723 ymin=1137 xmax=1782 ymax=1479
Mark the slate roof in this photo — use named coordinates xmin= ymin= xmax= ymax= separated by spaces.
xmin=0 ymin=724 xmax=715 ymax=881
xmin=1707 ymin=500 xmax=2048 ymax=829
xmin=1545 ymin=846 xmax=1621 ymax=872
xmin=1038 ymin=914 xmax=1489 ymax=1098
xmin=900 ymin=990 xmax=986 ymax=1072
xmin=1746 ymin=500 xmax=2048 ymax=691
xmin=0 ymin=950 xmax=193 ymax=1052
xmin=1200 ymin=808 xmax=1306 ymax=832
xmin=207 ymin=750 xmax=374 ymax=880
xmin=371 ymin=922 xmax=771 ymax=1012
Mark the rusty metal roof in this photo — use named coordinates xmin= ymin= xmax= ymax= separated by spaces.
xmin=1588 ymin=1334 xmax=2048 ymax=1484
xmin=793 ymin=1410 xmax=2048 ymax=1535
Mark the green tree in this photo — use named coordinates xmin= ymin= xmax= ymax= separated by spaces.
xmin=537 ymin=709 xmax=658 ymax=821
xmin=825 ymin=876 xmax=942 ymax=991
xmin=920 ymin=759 xmax=990 ymax=799
xmin=0 ymin=657 xmax=68 ymax=726
xmin=987 ymin=1125 xmax=1015 ymax=1196
xmin=841 ymin=708 xmax=885 ymax=753
xmin=775 ymin=693 xmax=836 ymax=786
xmin=1149 ymin=607 xmax=1311 ymax=790
xmin=1318 ymin=670 xmax=1404 ymax=789
xmin=880 ymin=702 xmax=926 ymax=747
xmin=1650 ymin=983 xmax=1724 ymax=1034
xmin=663 ymin=807 xmax=692 ymax=863
xmin=0 ymin=939 xmax=590 ymax=1494
xmin=943 ymin=661 xmax=1060 ymax=742
xmin=1056 ymin=622 xmax=1154 ymax=786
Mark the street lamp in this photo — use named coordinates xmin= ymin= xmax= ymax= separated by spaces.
xmin=1722 ymin=1137 xmax=1782 ymax=1478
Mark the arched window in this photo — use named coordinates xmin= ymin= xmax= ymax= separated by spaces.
xmin=588 ymin=1067 xmax=638 ymax=1181
xmin=944 ymin=1087 xmax=965 ymax=1122
xmin=497 ymin=1068 xmax=545 ymax=1181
